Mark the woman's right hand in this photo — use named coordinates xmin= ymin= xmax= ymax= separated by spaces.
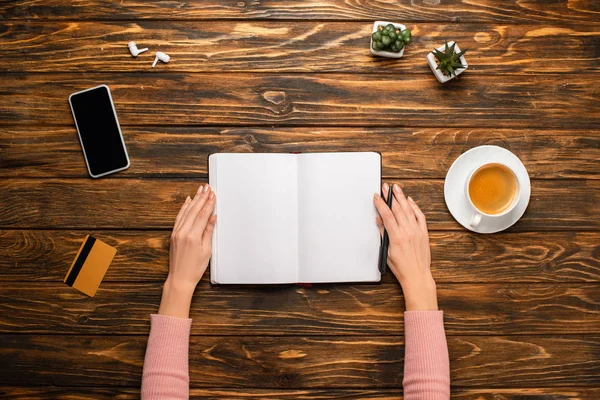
xmin=373 ymin=183 xmax=438 ymax=311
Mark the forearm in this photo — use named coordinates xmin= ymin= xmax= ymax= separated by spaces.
xmin=400 ymin=274 xmax=438 ymax=312
xmin=141 ymin=314 xmax=192 ymax=400
xmin=141 ymin=281 xmax=196 ymax=400
xmin=403 ymin=311 xmax=450 ymax=400
xmin=158 ymin=278 xmax=196 ymax=318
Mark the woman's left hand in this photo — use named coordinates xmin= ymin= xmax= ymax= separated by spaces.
xmin=158 ymin=184 xmax=216 ymax=318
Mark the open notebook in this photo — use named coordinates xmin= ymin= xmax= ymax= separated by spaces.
xmin=209 ymin=152 xmax=381 ymax=284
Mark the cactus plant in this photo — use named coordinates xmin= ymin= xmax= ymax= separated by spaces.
xmin=427 ymin=41 xmax=469 ymax=83
xmin=432 ymin=41 xmax=467 ymax=77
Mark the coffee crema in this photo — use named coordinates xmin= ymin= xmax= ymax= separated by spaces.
xmin=468 ymin=163 xmax=518 ymax=215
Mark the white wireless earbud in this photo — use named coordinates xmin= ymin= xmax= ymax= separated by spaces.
xmin=152 ymin=51 xmax=171 ymax=68
xmin=128 ymin=41 xmax=148 ymax=57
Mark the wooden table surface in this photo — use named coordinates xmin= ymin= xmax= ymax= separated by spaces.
xmin=1 ymin=1 xmax=599 ymax=399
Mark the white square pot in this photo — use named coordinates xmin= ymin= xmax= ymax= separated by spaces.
xmin=427 ymin=41 xmax=468 ymax=83
xmin=370 ymin=21 xmax=406 ymax=58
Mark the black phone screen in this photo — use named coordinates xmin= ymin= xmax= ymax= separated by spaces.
xmin=69 ymin=86 xmax=129 ymax=177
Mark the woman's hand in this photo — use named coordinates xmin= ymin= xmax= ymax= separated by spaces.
xmin=158 ymin=184 xmax=217 ymax=318
xmin=373 ymin=183 xmax=438 ymax=311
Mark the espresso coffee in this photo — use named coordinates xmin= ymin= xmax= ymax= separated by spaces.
xmin=468 ymin=163 xmax=518 ymax=215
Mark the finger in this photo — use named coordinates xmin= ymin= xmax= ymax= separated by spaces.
xmin=383 ymin=182 xmax=409 ymax=228
xmin=178 ymin=185 xmax=204 ymax=230
xmin=375 ymin=216 xmax=384 ymax=239
xmin=408 ymin=196 xmax=428 ymax=235
xmin=382 ymin=182 xmax=390 ymax=201
xmin=383 ymin=182 xmax=406 ymax=226
xmin=193 ymin=190 xmax=216 ymax=234
xmin=180 ymin=184 xmax=211 ymax=232
xmin=173 ymin=196 xmax=191 ymax=231
xmin=393 ymin=184 xmax=418 ymax=228
xmin=202 ymin=214 xmax=217 ymax=246
xmin=373 ymin=193 xmax=400 ymax=238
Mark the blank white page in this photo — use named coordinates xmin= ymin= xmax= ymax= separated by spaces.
xmin=297 ymin=152 xmax=381 ymax=283
xmin=209 ymin=154 xmax=298 ymax=284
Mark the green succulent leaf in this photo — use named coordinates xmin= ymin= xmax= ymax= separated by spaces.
xmin=448 ymin=42 xmax=457 ymax=55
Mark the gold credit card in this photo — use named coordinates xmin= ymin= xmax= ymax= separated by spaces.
xmin=64 ymin=235 xmax=116 ymax=297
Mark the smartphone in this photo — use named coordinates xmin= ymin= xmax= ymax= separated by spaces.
xmin=69 ymin=85 xmax=130 ymax=178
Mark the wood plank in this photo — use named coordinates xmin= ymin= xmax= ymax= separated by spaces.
xmin=2 ymin=22 xmax=599 ymax=74
xmin=2 ymin=0 xmax=599 ymax=23
xmin=1 ymin=387 xmax=599 ymax=399
xmin=2 ymin=127 xmax=599 ymax=179
xmin=2 ymin=74 xmax=598 ymax=128
xmin=1 ymin=335 xmax=598 ymax=387
xmin=0 ymin=282 xmax=598 ymax=335
xmin=1 ymin=230 xmax=598 ymax=283
xmin=1 ymin=179 xmax=598 ymax=231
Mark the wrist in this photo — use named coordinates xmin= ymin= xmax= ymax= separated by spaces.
xmin=400 ymin=277 xmax=438 ymax=311
xmin=158 ymin=277 xmax=196 ymax=318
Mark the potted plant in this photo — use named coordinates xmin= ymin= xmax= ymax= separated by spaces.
xmin=370 ymin=21 xmax=412 ymax=58
xmin=427 ymin=41 xmax=468 ymax=83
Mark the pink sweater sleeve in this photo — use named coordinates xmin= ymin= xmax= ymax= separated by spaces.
xmin=403 ymin=310 xmax=450 ymax=399
xmin=141 ymin=314 xmax=192 ymax=400
xmin=140 ymin=311 xmax=449 ymax=399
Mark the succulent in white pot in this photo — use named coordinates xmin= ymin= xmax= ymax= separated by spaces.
xmin=427 ymin=41 xmax=468 ymax=83
xmin=370 ymin=21 xmax=412 ymax=58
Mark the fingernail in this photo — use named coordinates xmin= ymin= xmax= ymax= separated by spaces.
xmin=408 ymin=196 xmax=415 ymax=203
xmin=197 ymin=185 xmax=203 ymax=193
xmin=204 ymin=184 xmax=210 ymax=193
xmin=383 ymin=182 xmax=389 ymax=192
xmin=374 ymin=193 xmax=381 ymax=200
xmin=186 ymin=196 xmax=191 ymax=202
xmin=209 ymin=191 xmax=215 ymax=199
xmin=394 ymin=184 xmax=402 ymax=194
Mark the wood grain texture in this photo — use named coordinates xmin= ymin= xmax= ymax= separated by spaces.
xmin=1 ymin=22 xmax=599 ymax=74
xmin=2 ymin=0 xmax=599 ymax=23
xmin=2 ymin=127 xmax=599 ymax=179
xmin=1 ymin=335 xmax=598 ymax=387
xmin=2 ymin=0 xmax=600 ymax=396
xmin=2 ymin=74 xmax=599 ymax=128
xmin=1 ymin=283 xmax=598 ymax=335
xmin=1 ymin=179 xmax=598 ymax=231
xmin=1 ymin=387 xmax=599 ymax=399
xmin=1 ymin=230 xmax=598 ymax=283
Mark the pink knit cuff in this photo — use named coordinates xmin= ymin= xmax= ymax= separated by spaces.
xmin=141 ymin=314 xmax=192 ymax=400
xmin=403 ymin=311 xmax=450 ymax=400
xmin=149 ymin=313 xmax=192 ymax=336
xmin=404 ymin=310 xmax=444 ymax=333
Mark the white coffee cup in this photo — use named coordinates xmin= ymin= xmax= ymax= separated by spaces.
xmin=466 ymin=162 xmax=521 ymax=228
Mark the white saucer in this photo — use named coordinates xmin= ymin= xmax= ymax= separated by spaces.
xmin=444 ymin=145 xmax=531 ymax=234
